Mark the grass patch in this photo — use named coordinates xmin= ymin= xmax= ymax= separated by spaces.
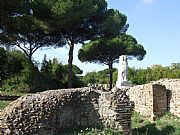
xmin=132 ymin=112 xmax=180 ymax=135
xmin=66 ymin=112 xmax=180 ymax=135
xmin=0 ymin=91 xmax=29 ymax=110
xmin=0 ymin=100 xmax=11 ymax=110
xmin=61 ymin=127 xmax=123 ymax=135
xmin=0 ymin=91 xmax=29 ymax=96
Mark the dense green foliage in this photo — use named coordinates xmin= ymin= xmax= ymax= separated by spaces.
xmin=1 ymin=0 xmax=108 ymax=88
xmin=0 ymin=48 xmax=29 ymax=87
xmin=0 ymin=0 xmax=25 ymax=30
xmin=82 ymin=64 xmax=180 ymax=86
xmin=0 ymin=0 xmax=65 ymax=63
xmin=128 ymin=64 xmax=180 ymax=85
xmin=83 ymin=68 xmax=117 ymax=86
xmin=0 ymin=48 xmax=84 ymax=93
xmin=78 ymin=9 xmax=146 ymax=90
xmin=0 ymin=0 xmax=147 ymax=90
xmin=79 ymin=33 xmax=146 ymax=90
xmin=29 ymin=0 xmax=108 ymax=88
xmin=1 ymin=0 xmax=179 ymax=93
xmin=0 ymin=48 xmax=43 ymax=92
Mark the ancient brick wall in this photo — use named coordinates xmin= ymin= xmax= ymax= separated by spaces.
xmin=0 ymin=88 xmax=134 ymax=135
xmin=152 ymin=84 xmax=167 ymax=118
xmin=128 ymin=83 xmax=167 ymax=120
xmin=128 ymin=79 xmax=180 ymax=119
xmin=154 ymin=79 xmax=180 ymax=117
xmin=127 ymin=84 xmax=153 ymax=117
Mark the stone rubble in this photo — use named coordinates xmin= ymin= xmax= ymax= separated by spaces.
xmin=0 ymin=87 xmax=134 ymax=135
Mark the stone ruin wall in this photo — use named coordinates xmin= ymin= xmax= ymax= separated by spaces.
xmin=127 ymin=84 xmax=154 ymax=117
xmin=153 ymin=79 xmax=180 ymax=117
xmin=0 ymin=87 xmax=134 ymax=135
xmin=127 ymin=79 xmax=180 ymax=119
xmin=127 ymin=84 xmax=167 ymax=119
xmin=1 ymin=79 xmax=179 ymax=135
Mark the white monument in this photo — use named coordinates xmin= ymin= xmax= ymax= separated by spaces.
xmin=116 ymin=55 xmax=132 ymax=88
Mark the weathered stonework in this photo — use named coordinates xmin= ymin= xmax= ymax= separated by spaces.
xmin=153 ymin=79 xmax=180 ymax=117
xmin=127 ymin=84 xmax=167 ymax=120
xmin=127 ymin=79 xmax=180 ymax=119
xmin=1 ymin=79 xmax=179 ymax=134
xmin=0 ymin=87 xmax=134 ymax=135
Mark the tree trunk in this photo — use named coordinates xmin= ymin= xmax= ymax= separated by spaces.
xmin=29 ymin=53 xmax=33 ymax=64
xmin=28 ymin=42 xmax=33 ymax=64
xmin=68 ymin=40 xmax=74 ymax=88
xmin=108 ymin=62 xmax=113 ymax=90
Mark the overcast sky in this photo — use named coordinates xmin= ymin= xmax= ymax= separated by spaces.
xmin=34 ymin=0 xmax=180 ymax=75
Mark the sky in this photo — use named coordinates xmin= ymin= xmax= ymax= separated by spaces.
xmin=34 ymin=0 xmax=180 ymax=75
